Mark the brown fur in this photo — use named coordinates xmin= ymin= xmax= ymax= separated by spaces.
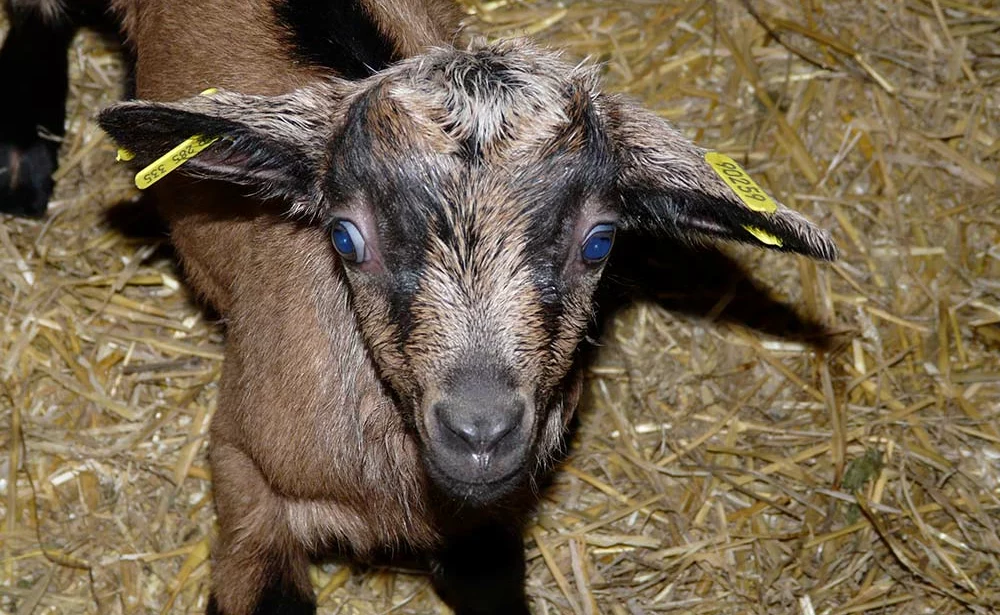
xmin=108 ymin=0 xmax=323 ymax=312
xmin=365 ymin=0 xmax=461 ymax=56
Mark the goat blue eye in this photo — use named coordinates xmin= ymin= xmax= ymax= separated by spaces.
xmin=331 ymin=220 xmax=367 ymax=263
xmin=581 ymin=223 xmax=616 ymax=264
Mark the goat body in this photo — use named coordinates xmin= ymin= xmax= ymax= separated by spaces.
xmin=0 ymin=1 xmax=838 ymax=613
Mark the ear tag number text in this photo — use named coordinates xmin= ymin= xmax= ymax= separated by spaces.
xmin=705 ymin=152 xmax=779 ymax=214
xmin=705 ymin=152 xmax=785 ymax=247
xmin=134 ymin=135 xmax=219 ymax=189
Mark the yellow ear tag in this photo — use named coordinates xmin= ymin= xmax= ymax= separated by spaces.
xmin=705 ymin=152 xmax=779 ymax=214
xmin=742 ymin=226 xmax=783 ymax=247
xmin=133 ymin=134 xmax=219 ymax=189
xmin=127 ymin=87 xmax=221 ymax=190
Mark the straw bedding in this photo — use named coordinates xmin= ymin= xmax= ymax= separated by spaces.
xmin=1 ymin=0 xmax=998 ymax=613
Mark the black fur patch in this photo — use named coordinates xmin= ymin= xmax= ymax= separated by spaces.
xmin=432 ymin=523 xmax=530 ymax=614
xmin=206 ymin=563 xmax=316 ymax=615
xmin=273 ymin=0 xmax=399 ymax=80
xmin=326 ymin=91 xmax=434 ymax=345
xmin=252 ymin=579 xmax=316 ymax=615
xmin=0 ymin=1 xmax=78 ymax=217
xmin=521 ymin=100 xmax=616 ymax=343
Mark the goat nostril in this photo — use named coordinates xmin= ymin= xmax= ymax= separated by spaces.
xmin=433 ymin=399 xmax=524 ymax=456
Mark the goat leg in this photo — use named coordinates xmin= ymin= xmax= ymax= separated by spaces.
xmin=432 ymin=522 xmax=531 ymax=615
xmin=208 ymin=443 xmax=316 ymax=615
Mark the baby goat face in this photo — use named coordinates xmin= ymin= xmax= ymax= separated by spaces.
xmin=324 ymin=49 xmax=619 ymax=501
xmin=99 ymin=40 xmax=837 ymax=506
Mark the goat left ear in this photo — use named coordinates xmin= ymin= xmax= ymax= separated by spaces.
xmin=600 ymin=94 xmax=838 ymax=261
xmin=98 ymin=82 xmax=349 ymax=214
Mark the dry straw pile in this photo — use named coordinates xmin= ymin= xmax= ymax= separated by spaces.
xmin=2 ymin=0 xmax=998 ymax=613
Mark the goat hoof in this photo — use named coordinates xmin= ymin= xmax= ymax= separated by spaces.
xmin=0 ymin=139 xmax=58 ymax=218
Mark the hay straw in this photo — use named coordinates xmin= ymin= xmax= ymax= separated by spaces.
xmin=2 ymin=0 xmax=999 ymax=613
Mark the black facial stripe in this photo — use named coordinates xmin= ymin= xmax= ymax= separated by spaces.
xmin=368 ymin=194 xmax=429 ymax=353
xmin=327 ymin=107 xmax=439 ymax=349
xmin=325 ymin=91 xmax=378 ymax=204
xmin=521 ymin=91 xmax=616 ymax=246
xmin=517 ymin=169 xmax=577 ymax=350
xmin=328 ymin=88 xmax=441 ymax=203
xmin=274 ymin=0 xmax=399 ymax=80
xmin=521 ymin=155 xmax=612 ymax=252
xmin=386 ymin=264 xmax=422 ymax=344
xmin=531 ymin=261 xmax=566 ymax=354
xmin=519 ymin=102 xmax=615 ymax=356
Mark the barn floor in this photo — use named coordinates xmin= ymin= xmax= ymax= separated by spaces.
xmin=2 ymin=0 xmax=999 ymax=613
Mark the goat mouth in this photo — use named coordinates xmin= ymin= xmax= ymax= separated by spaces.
xmin=445 ymin=466 xmax=521 ymax=487
xmin=428 ymin=456 xmax=522 ymax=483
xmin=425 ymin=458 xmax=526 ymax=503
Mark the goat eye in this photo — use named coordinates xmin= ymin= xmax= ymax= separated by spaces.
xmin=331 ymin=220 xmax=367 ymax=263
xmin=580 ymin=223 xmax=616 ymax=264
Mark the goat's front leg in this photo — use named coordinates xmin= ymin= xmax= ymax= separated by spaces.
xmin=432 ymin=522 xmax=530 ymax=615
xmin=207 ymin=443 xmax=316 ymax=615
xmin=0 ymin=0 xmax=78 ymax=217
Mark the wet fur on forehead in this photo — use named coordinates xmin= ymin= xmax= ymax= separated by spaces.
xmin=344 ymin=39 xmax=604 ymax=166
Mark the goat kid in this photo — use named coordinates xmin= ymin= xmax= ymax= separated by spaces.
xmin=0 ymin=0 xmax=838 ymax=613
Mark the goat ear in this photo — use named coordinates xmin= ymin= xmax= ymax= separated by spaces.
xmin=600 ymin=95 xmax=838 ymax=261
xmin=98 ymin=83 xmax=348 ymax=214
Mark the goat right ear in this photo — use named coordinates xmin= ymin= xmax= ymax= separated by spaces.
xmin=98 ymin=83 xmax=349 ymax=214
xmin=599 ymin=94 xmax=838 ymax=261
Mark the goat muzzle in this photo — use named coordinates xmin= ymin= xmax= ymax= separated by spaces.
xmin=422 ymin=370 xmax=534 ymax=496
